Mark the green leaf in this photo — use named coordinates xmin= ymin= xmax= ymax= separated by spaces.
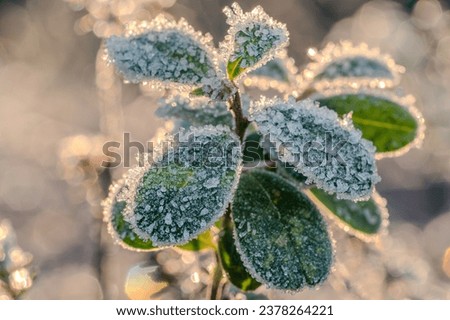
xmin=232 ymin=170 xmax=332 ymax=290
xmin=227 ymin=57 xmax=245 ymax=81
xmin=250 ymin=97 xmax=380 ymax=200
xmin=156 ymin=96 xmax=233 ymax=128
xmin=105 ymin=15 xmax=219 ymax=87
xmin=223 ymin=3 xmax=289 ymax=80
xmin=179 ymin=230 xmax=215 ymax=251
xmin=130 ymin=126 xmax=242 ymax=246
xmin=316 ymin=94 xmax=419 ymax=154
xmin=242 ymin=132 xmax=266 ymax=163
xmin=308 ymin=188 xmax=386 ymax=237
xmin=218 ymin=217 xmax=261 ymax=291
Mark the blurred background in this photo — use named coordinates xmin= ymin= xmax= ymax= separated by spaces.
xmin=0 ymin=0 xmax=449 ymax=299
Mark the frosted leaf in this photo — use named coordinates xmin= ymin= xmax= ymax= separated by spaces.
xmin=249 ymin=97 xmax=380 ymax=200
xmin=218 ymin=218 xmax=261 ymax=291
xmin=127 ymin=126 xmax=242 ymax=246
xmin=155 ymin=95 xmax=233 ymax=128
xmin=307 ymin=188 xmax=389 ymax=242
xmin=301 ymin=41 xmax=404 ymax=91
xmin=232 ymin=170 xmax=332 ymax=290
xmin=222 ymin=3 xmax=289 ymax=80
xmin=243 ymin=49 xmax=298 ymax=94
xmin=242 ymin=131 xmax=266 ymax=164
xmin=312 ymin=88 xmax=425 ymax=158
xmin=105 ymin=16 xmax=227 ymax=97
xmin=103 ymin=174 xmax=216 ymax=251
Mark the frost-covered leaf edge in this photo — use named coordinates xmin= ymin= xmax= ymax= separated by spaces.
xmin=102 ymin=176 xmax=157 ymax=252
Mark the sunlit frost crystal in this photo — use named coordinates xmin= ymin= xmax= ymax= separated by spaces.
xmin=249 ymin=97 xmax=380 ymax=200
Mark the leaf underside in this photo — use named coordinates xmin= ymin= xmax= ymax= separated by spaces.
xmin=316 ymin=94 xmax=418 ymax=153
xmin=232 ymin=170 xmax=332 ymax=290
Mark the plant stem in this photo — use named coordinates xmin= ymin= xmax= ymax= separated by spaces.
xmin=230 ymin=90 xmax=249 ymax=141
xmin=209 ymin=250 xmax=224 ymax=300
xmin=208 ymin=88 xmax=248 ymax=300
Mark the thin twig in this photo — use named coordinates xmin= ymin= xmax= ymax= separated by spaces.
xmin=229 ymin=90 xmax=250 ymax=142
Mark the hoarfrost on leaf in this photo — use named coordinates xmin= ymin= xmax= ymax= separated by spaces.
xmin=231 ymin=170 xmax=332 ymax=291
xmin=155 ymin=95 xmax=234 ymax=128
xmin=222 ymin=3 xmax=289 ymax=80
xmin=105 ymin=16 xmax=226 ymax=96
xmin=249 ymin=97 xmax=380 ymax=200
xmin=301 ymin=41 xmax=404 ymax=90
xmin=127 ymin=126 xmax=242 ymax=246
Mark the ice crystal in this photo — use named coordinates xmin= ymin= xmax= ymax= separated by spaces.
xmin=222 ymin=3 xmax=289 ymax=80
xmin=311 ymin=87 xmax=425 ymax=159
xmin=301 ymin=41 xmax=404 ymax=91
xmin=105 ymin=16 xmax=222 ymax=92
xmin=249 ymin=97 xmax=380 ymax=200
xmin=232 ymin=170 xmax=332 ymax=291
xmin=155 ymin=95 xmax=234 ymax=128
xmin=243 ymin=49 xmax=298 ymax=94
xmin=125 ymin=126 xmax=242 ymax=246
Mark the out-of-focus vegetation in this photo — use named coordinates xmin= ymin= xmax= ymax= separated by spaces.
xmin=0 ymin=0 xmax=449 ymax=299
